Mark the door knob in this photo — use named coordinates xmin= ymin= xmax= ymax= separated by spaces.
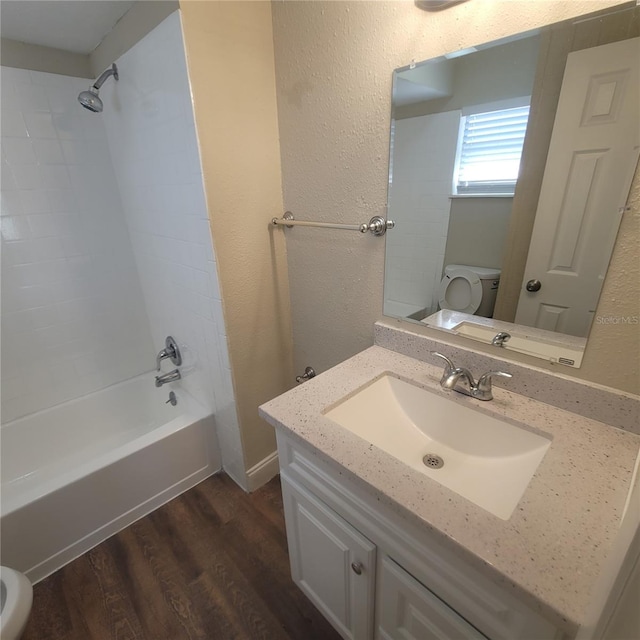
xmin=351 ymin=562 xmax=363 ymax=575
xmin=526 ymin=279 xmax=542 ymax=292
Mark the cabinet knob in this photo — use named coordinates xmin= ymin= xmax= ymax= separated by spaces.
xmin=351 ymin=562 xmax=363 ymax=575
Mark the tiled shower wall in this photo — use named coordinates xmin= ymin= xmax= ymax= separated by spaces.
xmin=0 ymin=67 xmax=155 ymax=423
xmin=384 ymin=111 xmax=459 ymax=318
xmin=100 ymin=13 xmax=243 ymax=478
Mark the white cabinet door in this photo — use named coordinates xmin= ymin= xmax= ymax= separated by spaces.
xmin=378 ymin=556 xmax=487 ymax=640
xmin=281 ymin=476 xmax=376 ymax=640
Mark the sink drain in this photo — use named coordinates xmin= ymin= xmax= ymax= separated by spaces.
xmin=423 ymin=453 xmax=444 ymax=469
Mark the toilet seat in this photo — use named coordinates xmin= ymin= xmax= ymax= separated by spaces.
xmin=438 ymin=267 xmax=483 ymax=314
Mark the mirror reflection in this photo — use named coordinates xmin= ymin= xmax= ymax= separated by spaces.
xmin=384 ymin=3 xmax=639 ymax=367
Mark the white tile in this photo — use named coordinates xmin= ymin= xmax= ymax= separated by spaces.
xmin=15 ymin=284 xmax=55 ymax=310
xmin=20 ymin=190 xmax=51 ymax=214
xmin=46 ymin=85 xmax=77 ymax=113
xmin=31 ymin=236 xmax=67 ymax=260
xmin=46 ymin=190 xmax=77 ymax=213
xmin=33 ymin=139 xmax=65 ymax=165
xmin=2 ymin=138 xmax=36 ymax=165
xmin=1 ymin=240 xmax=33 ymax=265
xmin=15 ymin=84 xmax=49 ymax=111
xmin=1 ymin=216 xmax=31 ymax=241
xmin=38 ymin=165 xmax=71 ymax=189
xmin=52 ymin=113 xmax=82 ymax=141
xmin=1 ymin=190 xmax=24 ymax=216
xmin=1 ymin=66 xmax=31 ymax=84
xmin=1 ymin=110 xmax=29 ymax=137
xmin=23 ymin=111 xmax=57 ymax=139
xmin=10 ymin=165 xmax=39 ymax=191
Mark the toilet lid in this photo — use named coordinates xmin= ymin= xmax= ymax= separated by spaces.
xmin=438 ymin=267 xmax=483 ymax=314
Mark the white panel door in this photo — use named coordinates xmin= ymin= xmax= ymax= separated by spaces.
xmin=281 ymin=476 xmax=376 ymax=640
xmin=378 ymin=556 xmax=486 ymax=640
xmin=515 ymin=37 xmax=640 ymax=337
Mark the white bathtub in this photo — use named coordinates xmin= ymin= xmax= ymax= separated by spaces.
xmin=0 ymin=374 xmax=220 ymax=583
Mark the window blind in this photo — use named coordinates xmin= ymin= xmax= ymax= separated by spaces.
xmin=455 ymin=105 xmax=530 ymax=195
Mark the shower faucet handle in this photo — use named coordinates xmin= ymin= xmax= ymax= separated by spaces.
xmin=156 ymin=336 xmax=182 ymax=371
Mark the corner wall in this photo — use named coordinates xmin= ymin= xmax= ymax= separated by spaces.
xmin=272 ymin=0 xmax=639 ymax=395
xmin=180 ymin=1 xmax=294 ymax=485
xmin=99 ymin=12 xmax=233 ymax=472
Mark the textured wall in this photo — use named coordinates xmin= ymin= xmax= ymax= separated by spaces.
xmin=272 ymin=0 xmax=639 ymax=394
xmin=181 ymin=1 xmax=294 ymax=478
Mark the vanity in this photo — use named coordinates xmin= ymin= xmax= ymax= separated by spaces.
xmin=259 ymin=323 xmax=640 ymax=640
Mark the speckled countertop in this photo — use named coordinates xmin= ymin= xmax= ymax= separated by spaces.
xmin=259 ymin=345 xmax=640 ymax=635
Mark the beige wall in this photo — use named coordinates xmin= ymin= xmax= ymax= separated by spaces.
xmin=272 ymin=0 xmax=639 ymax=395
xmin=0 ymin=38 xmax=91 ymax=77
xmin=180 ymin=1 xmax=294 ymax=471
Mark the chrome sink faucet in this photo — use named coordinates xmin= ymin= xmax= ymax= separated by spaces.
xmin=431 ymin=352 xmax=512 ymax=401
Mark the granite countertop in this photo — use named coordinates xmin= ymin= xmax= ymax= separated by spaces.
xmin=259 ymin=345 xmax=640 ymax=635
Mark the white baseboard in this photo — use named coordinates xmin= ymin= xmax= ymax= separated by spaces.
xmin=246 ymin=450 xmax=280 ymax=492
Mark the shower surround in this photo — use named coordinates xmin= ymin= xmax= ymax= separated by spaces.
xmin=0 ymin=11 xmax=241 ymax=579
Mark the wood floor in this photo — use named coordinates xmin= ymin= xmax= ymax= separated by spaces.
xmin=23 ymin=474 xmax=341 ymax=640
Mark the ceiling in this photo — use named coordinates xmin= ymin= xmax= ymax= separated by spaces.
xmin=0 ymin=1 xmax=135 ymax=54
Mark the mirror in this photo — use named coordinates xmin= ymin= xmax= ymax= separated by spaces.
xmin=384 ymin=3 xmax=639 ymax=367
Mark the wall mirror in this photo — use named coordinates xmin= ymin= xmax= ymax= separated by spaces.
xmin=383 ymin=2 xmax=639 ymax=367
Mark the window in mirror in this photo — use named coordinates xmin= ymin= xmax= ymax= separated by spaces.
xmin=454 ymin=103 xmax=530 ymax=196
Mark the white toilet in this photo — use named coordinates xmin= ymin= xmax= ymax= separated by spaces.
xmin=0 ymin=567 xmax=33 ymax=640
xmin=437 ymin=264 xmax=501 ymax=317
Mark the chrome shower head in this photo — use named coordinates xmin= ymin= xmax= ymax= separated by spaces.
xmin=78 ymin=63 xmax=118 ymax=113
xmin=78 ymin=87 xmax=103 ymax=112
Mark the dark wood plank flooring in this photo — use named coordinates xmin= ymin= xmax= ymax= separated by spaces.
xmin=23 ymin=474 xmax=341 ymax=640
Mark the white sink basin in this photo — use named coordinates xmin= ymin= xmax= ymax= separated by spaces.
xmin=324 ymin=374 xmax=551 ymax=520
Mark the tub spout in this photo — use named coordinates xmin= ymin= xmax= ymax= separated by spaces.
xmin=155 ymin=369 xmax=181 ymax=387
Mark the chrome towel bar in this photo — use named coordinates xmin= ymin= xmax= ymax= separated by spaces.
xmin=272 ymin=211 xmax=394 ymax=236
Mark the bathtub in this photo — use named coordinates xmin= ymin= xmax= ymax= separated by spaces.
xmin=0 ymin=374 xmax=220 ymax=583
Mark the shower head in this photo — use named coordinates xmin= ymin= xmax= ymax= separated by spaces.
xmin=78 ymin=87 xmax=103 ymax=112
xmin=78 ymin=63 xmax=119 ymax=113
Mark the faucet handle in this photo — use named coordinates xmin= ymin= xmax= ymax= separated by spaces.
xmin=430 ymin=351 xmax=456 ymax=373
xmin=156 ymin=336 xmax=182 ymax=371
xmin=430 ymin=351 xmax=458 ymax=387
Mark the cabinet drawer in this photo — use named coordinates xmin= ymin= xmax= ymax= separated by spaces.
xmin=281 ymin=476 xmax=376 ymax=640
xmin=378 ymin=555 xmax=487 ymax=640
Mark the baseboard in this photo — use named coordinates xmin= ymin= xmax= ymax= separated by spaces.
xmin=246 ymin=450 xmax=280 ymax=492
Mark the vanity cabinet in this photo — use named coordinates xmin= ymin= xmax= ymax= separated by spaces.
xmin=378 ymin=556 xmax=486 ymax=640
xmin=277 ymin=432 xmax=566 ymax=640
xmin=281 ymin=477 xmax=376 ymax=640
